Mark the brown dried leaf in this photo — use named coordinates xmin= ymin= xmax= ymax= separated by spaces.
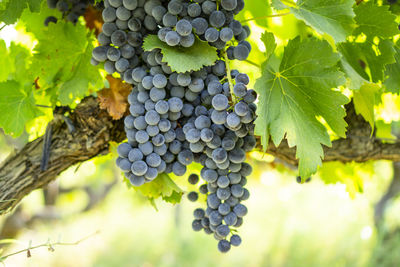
xmin=97 ymin=76 xmax=131 ymax=120
xmin=84 ymin=6 xmax=103 ymax=35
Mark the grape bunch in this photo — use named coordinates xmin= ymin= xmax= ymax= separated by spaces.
xmin=92 ymin=0 xmax=256 ymax=253
xmin=45 ymin=0 xmax=94 ymax=25
xmin=183 ymin=71 xmax=256 ymax=253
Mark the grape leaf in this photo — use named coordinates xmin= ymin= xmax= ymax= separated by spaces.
xmin=58 ymin=38 xmax=103 ymax=104
xmin=255 ymin=36 xmax=348 ymax=178
xmin=0 ymin=0 xmax=41 ymax=24
xmin=272 ymin=0 xmax=355 ymax=43
xmin=318 ymin=162 xmax=374 ymax=198
xmin=338 ymin=40 xmax=395 ymax=89
xmin=0 ymin=80 xmax=41 ymax=136
xmin=98 ymin=76 xmax=132 ymax=120
xmin=384 ymin=42 xmax=400 ymax=94
xmin=353 ymin=83 xmax=380 ymax=130
xmin=238 ymin=0 xmax=271 ymax=28
xmin=0 ymin=0 xmax=10 ymax=10
xmin=376 ymin=120 xmax=395 ymax=142
xmin=354 ymin=2 xmax=399 ymax=39
xmin=132 ymin=173 xmax=183 ymax=205
xmin=143 ymin=35 xmax=218 ymax=73
xmin=0 ymin=40 xmax=12 ymax=82
xmin=261 ymin=32 xmax=277 ymax=61
xmin=32 ymin=21 xmax=103 ymax=105
xmin=271 ymin=0 xmax=289 ymax=10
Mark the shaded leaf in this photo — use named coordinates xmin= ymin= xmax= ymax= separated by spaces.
xmin=384 ymin=42 xmax=400 ymax=94
xmin=0 ymin=0 xmax=42 ymax=24
xmin=338 ymin=40 xmax=395 ymax=89
xmin=354 ymin=2 xmax=399 ymax=39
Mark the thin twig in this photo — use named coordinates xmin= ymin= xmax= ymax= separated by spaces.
xmin=0 ymin=231 xmax=100 ymax=261
xmin=241 ymin=12 xmax=291 ymax=23
xmin=36 ymin=105 xmax=53 ymax=109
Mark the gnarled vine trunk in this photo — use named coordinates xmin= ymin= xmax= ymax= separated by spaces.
xmin=0 ymin=98 xmax=400 ymax=214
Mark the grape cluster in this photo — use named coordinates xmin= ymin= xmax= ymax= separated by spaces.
xmin=93 ymin=0 xmax=256 ymax=253
xmin=184 ymin=71 xmax=256 ymax=253
xmin=46 ymin=0 xmax=94 ymax=25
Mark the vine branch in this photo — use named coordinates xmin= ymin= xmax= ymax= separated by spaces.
xmin=0 ymin=98 xmax=400 ymax=214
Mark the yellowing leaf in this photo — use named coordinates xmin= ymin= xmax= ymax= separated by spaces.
xmin=353 ymin=83 xmax=380 ymax=131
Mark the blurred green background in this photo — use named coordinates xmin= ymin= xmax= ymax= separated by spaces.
xmin=1 ymin=132 xmax=400 ymax=267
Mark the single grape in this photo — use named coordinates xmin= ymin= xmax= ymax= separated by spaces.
xmin=218 ymin=240 xmax=231 ymax=253
xmin=192 ymin=219 xmax=203 ymax=231
xmin=131 ymin=160 xmax=148 ymax=176
xmin=187 ymin=191 xmax=199 ymax=202
xmin=230 ymin=235 xmax=242 ymax=246
xmin=233 ymin=203 xmax=248 ymax=217
xmin=188 ymin=173 xmax=200 ymax=185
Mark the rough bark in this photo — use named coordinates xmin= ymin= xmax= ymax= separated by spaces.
xmin=0 ymin=97 xmax=125 ymax=214
xmin=0 ymin=97 xmax=399 ymax=214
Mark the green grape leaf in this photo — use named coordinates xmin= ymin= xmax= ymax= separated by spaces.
xmin=32 ymin=21 xmax=103 ymax=105
xmin=318 ymin=162 xmax=374 ymax=198
xmin=58 ymin=38 xmax=103 ymax=104
xmin=261 ymin=31 xmax=277 ymax=61
xmin=255 ymin=36 xmax=348 ymax=178
xmin=143 ymin=35 xmax=218 ymax=73
xmin=239 ymin=0 xmax=271 ymax=28
xmin=339 ymin=40 xmax=395 ymax=89
xmin=0 ymin=80 xmax=41 ymax=136
xmin=353 ymin=83 xmax=380 ymax=130
xmin=0 ymin=40 xmax=12 ymax=82
xmin=0 ymin=0 xmax=41 ymax=24
xmin=0 ymin=0 xmax=10 ymax=10
xmin=133 ymin=173 xmax=183 ymax=205
xmin=384 ymin=42 xmax=400 ymax=94
xmin=271 ymin=0 xmax=289 ymax=10
xmin=273 ymin=0 xmax=355 ymax=43
xmin=376 ymin=120 xmax=395 ymax=141
xmin=354 ymin=2 xmax=399 ymax=39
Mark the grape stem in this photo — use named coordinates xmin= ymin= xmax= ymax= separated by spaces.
xmin=240 ymin=12 xmax=291 ymax=23
xmin=222 ymin=51 xmax=238 ymax=104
